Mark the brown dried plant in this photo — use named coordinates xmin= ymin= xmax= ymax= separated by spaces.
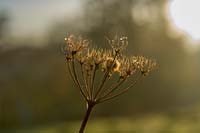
xmin=63 ymin=35 xmax=157 ymax=133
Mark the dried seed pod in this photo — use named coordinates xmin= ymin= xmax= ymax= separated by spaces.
xmin=107 ymin=35 xmax=128 ymax=55
xmin=133 ymin=56 xmax=157 ymax=76
xmin=64 ymin=34 xmax=89 ymax=57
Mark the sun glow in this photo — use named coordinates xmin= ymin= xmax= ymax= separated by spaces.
xmin=169 ymin=0 xmax=200 ymax=41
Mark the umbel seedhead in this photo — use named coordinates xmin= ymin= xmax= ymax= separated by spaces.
xmin=63 ymin=34 xmax=157 ymax=133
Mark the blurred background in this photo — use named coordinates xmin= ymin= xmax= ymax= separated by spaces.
xmin=1 ymin=0 xmax=200 ymax=132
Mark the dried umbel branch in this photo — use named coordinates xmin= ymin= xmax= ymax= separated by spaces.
xmin=63 ymin=34 xmax=157 ymax=133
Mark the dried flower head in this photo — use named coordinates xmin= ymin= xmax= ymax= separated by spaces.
xmin=106 ymin=35 xmax=128 ymax=55
xmin=64 ymin=35 xmax=156 ymax=101
xmin=63 ymin=34 xmax=157 ymax=133
xmin=88 ymin=48 xmax=105 ymax=65
xmin=117 ymin=57 xmax=137 ymax=79
xmin=132 ymin=56 xmax=157 ymax=76
xmin=64 ymin=34 xmax=89 ymax=61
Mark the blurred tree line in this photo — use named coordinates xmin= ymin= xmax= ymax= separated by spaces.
xmin=0 ymin=0 xmax=200 ymax=129
xmin=0 ymin=11 xmax=9 ymax=46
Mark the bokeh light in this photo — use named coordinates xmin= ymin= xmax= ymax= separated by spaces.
xmin=169 ymin=0 xmax=200 ymax=41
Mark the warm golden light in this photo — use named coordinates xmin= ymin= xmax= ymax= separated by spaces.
xmin=169 ymin=0 xmax=200 ymax=41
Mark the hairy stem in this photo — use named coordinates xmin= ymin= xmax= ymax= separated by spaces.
xmin=81 ymin=64 xmax=90 ymax=99
xmin=98 ymin=74 xmax=143 ymax=103
xmin=71 ymin=59 xmax=88 ymax=101
xmin=90 ymin=65 xmax=96 ymax=100
xmin=79 ymin=103 xmax=94 ymax=133
xmin=99 ymin=78 xmax=126 ymax=100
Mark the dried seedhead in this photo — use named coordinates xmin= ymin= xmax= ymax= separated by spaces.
xmin=64 ymin=34 xmax=157 ymax=104
xmin=63 ymin=34 xmax=157 ymax=133
xmin=106 ymin=35 xmax=128 ymax=55
xmin=64 ymin=35 xmax=89 ymax=61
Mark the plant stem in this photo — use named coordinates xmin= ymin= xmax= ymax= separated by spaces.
xmin=79 ymin=103 xmax=94 ymax=133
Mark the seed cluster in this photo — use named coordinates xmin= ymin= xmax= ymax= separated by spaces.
xmin=63 ymin=34 xmax=156 ymax=104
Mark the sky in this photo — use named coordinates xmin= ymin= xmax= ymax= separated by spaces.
xmin=1 ymin=0 xmax=200 ymax=45
xmin=169 ymin=0 xmax=200 ymax=41
xmin=0 ymin=0 xmax=82 ymax=39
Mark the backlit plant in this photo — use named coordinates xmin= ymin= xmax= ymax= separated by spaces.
xmin=63 ymin=35 xmax=157 ymax=133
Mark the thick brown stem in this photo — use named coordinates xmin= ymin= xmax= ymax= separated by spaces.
xmin=79 ymin=104 xmax=94 ymax=133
